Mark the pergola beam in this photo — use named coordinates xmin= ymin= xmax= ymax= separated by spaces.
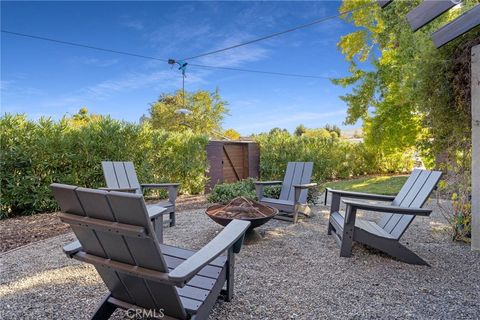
xmin=432 ymin=4 xmax=480 ymax=48
xmin=377 ymin=0 xmax=393 ymax=8
xmin=406 ymin=0 xmax=457 ymax=32
xmin=472 ymin=44 xmax=480 ymax=251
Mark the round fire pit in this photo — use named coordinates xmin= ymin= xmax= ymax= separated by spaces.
xmin=206 ymin=197 xmax=278 ymax=231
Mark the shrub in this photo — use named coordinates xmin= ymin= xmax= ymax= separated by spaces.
xmin=207 ymin=179 xmax=256 ymax=204
xmin=0 ymin=114 xmax=208 ymax=218
xmin=254 ymin=131 xmax=413 ymax=183
xmin=206 ymin=179 xmax=318 ymax=204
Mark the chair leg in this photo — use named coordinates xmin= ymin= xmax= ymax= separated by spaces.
xmin=169 ymin=211 xmax=175 ymax=227
xmin=223 ymin=248 xmax=235 ymax=302
xmin=339 ymin=231 xmax=354 ymax=257
xmin=327 ymin=222 xmax=333 ymax=235
xmin=292 ymin=204 xmax=299 ymax=224
xmin=153 ymin=215 xmax=163 ymax=244
xmin=339 ymin=206 xmax=356 ymax=257
xmin=382 ymin=242 xmax=430 ymax=266
xmin=328 ymin=193 xmax=341 ymax=236
xmin=91 ymin=294 xmax=117 ymax=320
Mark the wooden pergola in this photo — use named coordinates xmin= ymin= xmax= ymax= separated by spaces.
xmin=378 ymin=0 xmax=480 ymax=250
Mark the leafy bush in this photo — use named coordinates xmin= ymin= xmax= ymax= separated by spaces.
xmin=0 ymin=114 xmax=208 ymax=218
xmin=207 ymin=179 xmax=318 ymax=204
xmin=207 ymin=179 xmax=256 ymax=204
xmin=255 ymin=131 xmax=413 ymax=183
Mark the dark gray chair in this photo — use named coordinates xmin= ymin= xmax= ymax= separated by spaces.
xmin=51 ymin=183 xmax=250 ymax=320
xmin=255 ymin=162 xmax=317 ymax=223
xmin=101 ymin=161 xmax=179 ymax=227
xmin=327 ymin=169 xmax=442 ymax=265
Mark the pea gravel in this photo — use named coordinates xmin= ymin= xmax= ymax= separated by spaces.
xmin=1 ymin=199 xmax=479 ymax=320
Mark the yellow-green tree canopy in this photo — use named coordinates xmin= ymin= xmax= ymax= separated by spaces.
xmin=223 ymin=128 xmax=241 ymax=140
xmin=146 ymin=89 xmax=229 ymax=136
xmin=334 ymin=0 xmax=479 ymax=164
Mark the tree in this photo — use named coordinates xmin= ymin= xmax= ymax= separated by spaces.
xmin=223 ymin=128 xmax=241 ymax=140
xmin=294 ymin=124 xmax=307 ymax=136
xmin=334 ymin=0 xmax=479 ymax=240
xmin=324 ymin=124 xmax=341 ymax=138
xmin=303 ymin=128 xmax=332 ymax=139
xmin=146 ymin=89 xmax=229 ymax=136
xmin=69 ymin=107 xmax=101 ymax=127
xmin=333 ymin=0 xmax=478 ymax=159
xmin=269 ymin=127 xmax=289 ymax=135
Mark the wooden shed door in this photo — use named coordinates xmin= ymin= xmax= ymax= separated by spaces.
xmin=222 ymin=144 xmax=248 ymax=183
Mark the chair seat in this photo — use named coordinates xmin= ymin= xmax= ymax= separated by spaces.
xmin=160 ymin=244 xmax=227 ymax=315
xmin=330 ymin=211 xmax=395 ymax=239
xmin=260 ymin=198 xmax=294 ymax=206
xmin=146 ymin=202 xmax=173 ymax=216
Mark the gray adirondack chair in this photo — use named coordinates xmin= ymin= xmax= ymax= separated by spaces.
xmin=327 ymin=169 xmax=442 ymax=266
xmin=51 ymin=183 xmax=250 ymax=320
xmin=255 ymin=162 xmax=317 ymax=223
xmin=101 ymin=161 xmax=179 ymax=228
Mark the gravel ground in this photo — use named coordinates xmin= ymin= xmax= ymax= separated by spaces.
xmin=1 ymin=199 xmax=479 ymax=319
xmin=0 ymin=195 xmax=208 ymax=252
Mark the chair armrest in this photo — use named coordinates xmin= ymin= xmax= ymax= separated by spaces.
xmin=63 ymin=240 xmax=82 ymax=258
xmin=147 ymin=205 xmax=168 ymax=220
xmin=141 ymin=183 xmax=180 ymax=189
xmin=293 ymin=183 xmax=317 ymax=189
xmin=168 ymin=219 xmax=251 ymax=286
xmin=141 ymin=183 xmax=179 ymax=204
xmin=342 ymin=199 xmax=432 ymax=216
xmin=99 ymin=187 xmax=138 ymax=193
xmin=254 ymin=181 xmax=283 ymax=186
xmin=326 ymin=187 xmax=396 ymax=201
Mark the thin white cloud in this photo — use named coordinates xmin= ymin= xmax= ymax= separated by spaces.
xmin=195 ymin=33 xmax=269 ymax=68
xmin=125 ymin=20 xmax=144 ymax=31
xmin=120 ymin=15 xmax=145 ymax=31
xmin=69 ymin=56 xmax=120 ymax=67
xmin=35 ymin=66 xmax=208 ymax=110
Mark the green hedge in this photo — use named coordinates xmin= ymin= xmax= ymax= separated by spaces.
xmin=0 ymin=114 xmax=208 ymax=218
xmin=1 ymin=115 xmax=413 ymax=218
xmin=255 ymin=131 xmax=413 ymax=182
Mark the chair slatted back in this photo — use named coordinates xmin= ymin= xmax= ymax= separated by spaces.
xmin=102 ymin=161 xmax=142 ymax=194
xmin=51 ymin=184 xmax=187 ymax=319
xmin=279 ymin=162 xmax=314 ymax=203
xmin=378 ymin=169 xmax=442 ymax=239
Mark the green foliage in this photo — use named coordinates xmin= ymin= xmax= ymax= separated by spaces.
xmin=207 ymin=179 xmax=256 ymax=204
xmin=303 ymin=128 xmax=333 ymax=139
xmin=334 ymin=0 xmax=478 ymax=156
xmin=0 ymin=113 xmax=208 ymax=218
xmin=294 ymin=124 xmax=341 ymax=139
xmin=335 ymin=0 xmax=479 ymax=240
xmin=324 ymin=124 xmax=341 ymax=138
xmin=206 ymin=178 xmax=316 ymax=204
xmin=145 ymin=89 xmax=228 ymax=136
xmin=223 ymin=128 xmax=241 ymax=140
xmin=255 ymin=130 xmax=412 ymax=183
xmin=294 ymin=124 xmax=307 ymax=136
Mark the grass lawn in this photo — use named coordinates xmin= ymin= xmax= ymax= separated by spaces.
xmin=322 ymin=175 xmax=408 ymax=195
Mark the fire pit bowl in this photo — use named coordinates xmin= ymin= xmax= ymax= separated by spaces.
xmin=206 ymin=197 xmax=278 ymax=231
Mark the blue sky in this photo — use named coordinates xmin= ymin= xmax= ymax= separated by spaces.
xmin=1 ymin=1 xmax=362 ymax=135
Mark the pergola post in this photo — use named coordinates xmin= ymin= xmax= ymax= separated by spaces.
xmin=472 ymin=44 xmax=480 ymax=251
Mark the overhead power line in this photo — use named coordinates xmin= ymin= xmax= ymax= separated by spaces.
xmin=1 ymin=30 xmax=169 ymax=62
xmin=179 ymin=1 xmax=377 ymax=61
xmin=189 ymin=63 xmax=331 ymax=79
xmin=1 ymin=29 xmax=332 ymax=80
